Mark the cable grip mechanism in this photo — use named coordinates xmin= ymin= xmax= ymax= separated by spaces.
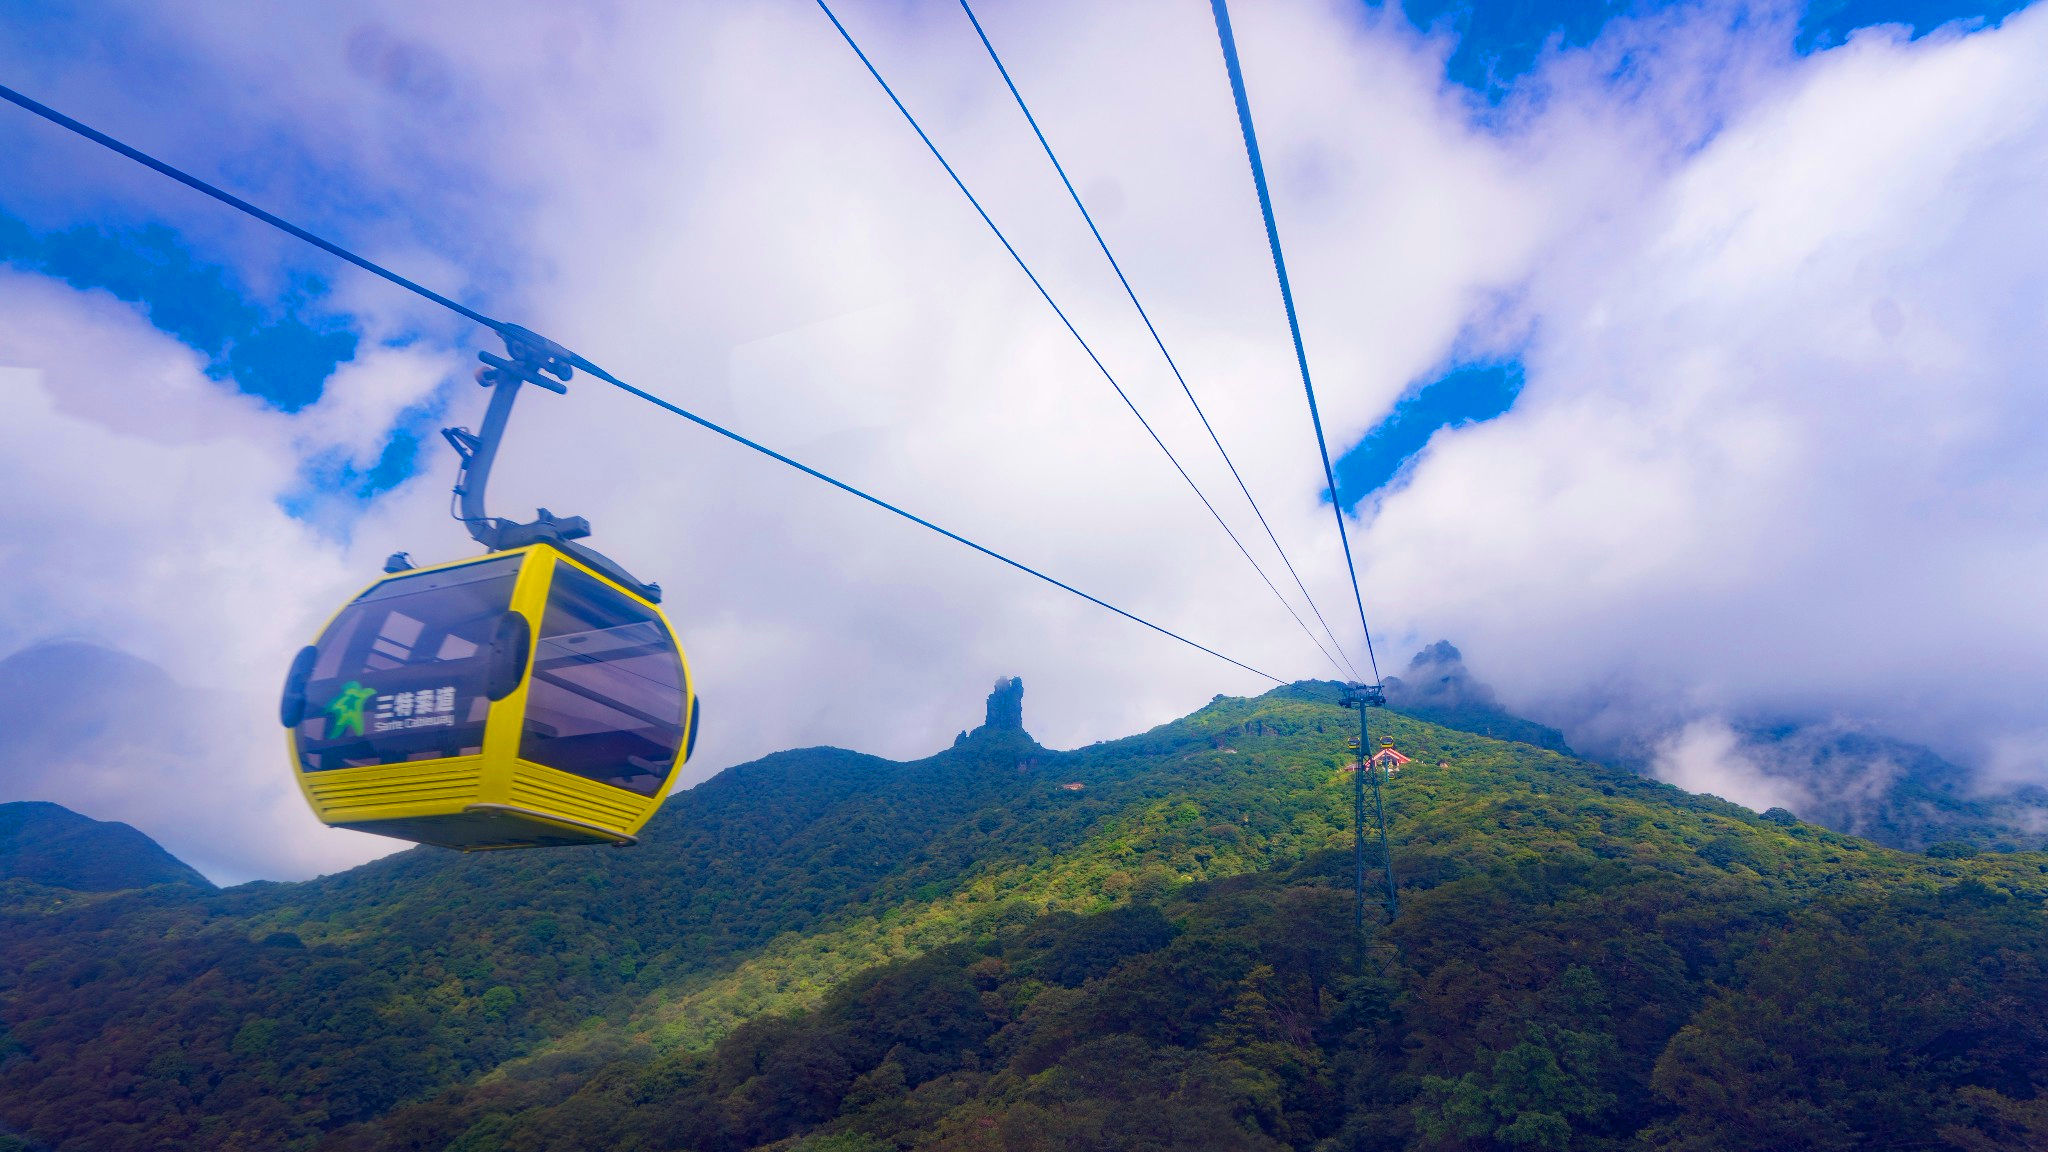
xmin=1340 ymin=683 xmax=1386 ymax=709
xmin=441 ymin=328 xmax=586 ymax=551
xmin=476 ymin=324 xmax=574 ymax=394
xmin=435 ymin=327 xmax=662 ymax=602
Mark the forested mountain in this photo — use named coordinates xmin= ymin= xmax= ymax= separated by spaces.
xmin=0 ymin=801 xmax=210 ymax=892
xmin=0 ymin=681 xmax=2043 ymax=1151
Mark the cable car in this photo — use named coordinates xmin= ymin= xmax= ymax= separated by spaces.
xmin=279 ymin=328 xmax=698 ymax=850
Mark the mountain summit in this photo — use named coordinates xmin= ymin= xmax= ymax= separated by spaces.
xmin=0 ymin=800 xmax=211 ymax=891
xmin=955 ymin=675 xmax=1033 ymax=748
xmin=982 ymin=676 xmax=1024 ymax=732
xmin=1384 ymin=641 xmax=1571 ymax=753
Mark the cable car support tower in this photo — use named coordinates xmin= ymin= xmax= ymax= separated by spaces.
xmin=1342 ymin=682 xmax=1396 ymax=935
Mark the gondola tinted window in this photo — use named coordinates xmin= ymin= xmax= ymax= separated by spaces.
xmin=520 ymin=565 xmax=685 ymax=795
xmin=295 ymin=557 xmax=520 ymax=771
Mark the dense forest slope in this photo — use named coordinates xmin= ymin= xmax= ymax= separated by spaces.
xmin=0 ymin=801 xmax=210 ymax=892
xmin=1 ymin=682 xmax=2044 ymax=1151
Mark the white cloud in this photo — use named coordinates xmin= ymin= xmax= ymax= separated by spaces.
xmin=1368 ymin=5 xmax=2048 ymax=778
xmin=0 ymin=275 xmax=425 ymax=881
xmin=1651 ymin=718 xmax=1811 ymax=813
xmin=1 ymin=0 xmax=2045 ymax=879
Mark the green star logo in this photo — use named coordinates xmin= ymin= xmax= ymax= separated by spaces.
xmin=325 ymin=681 xmax=377 ymax=738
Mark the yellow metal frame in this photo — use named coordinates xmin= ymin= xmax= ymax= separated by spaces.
xmin=289 ymin=543 xmax=695 ymax=851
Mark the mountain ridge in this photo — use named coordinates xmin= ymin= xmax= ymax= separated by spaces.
xmin=346 ymin=684 xmax=2048 ymax=1152
xmin=0 ymin=800 xmax=211 ymax=893
xmin=1 ymin=678 xmax=2043 ymax=1151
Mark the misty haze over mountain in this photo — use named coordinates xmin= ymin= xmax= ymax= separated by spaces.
xmin=1387 ymin=641 xmax=2047 ymax=853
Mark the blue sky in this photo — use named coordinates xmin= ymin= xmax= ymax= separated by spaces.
xmin=0 ymin=211 xmax=356 ymax=411
xmin=0 ymin=211 xmax=437 ymax=512
xmin=1333 ymin=360 xmax=1523 ymax=505
xmin=0 ymin=0 xmax=2029 ymax=521
xmin=1409 ymin=0 xmax=2030 ymax=94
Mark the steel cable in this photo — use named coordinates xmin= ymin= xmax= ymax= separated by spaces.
xmin=0 ymin=80 xmax=1285 ymax=686
xmin=1206 ymin=0 xmax=1382 ymax=682
xmin=956 ymin=0 xmax=1360 ymax=682
xmin=814 ymin=0 xmax=1347 ymax=678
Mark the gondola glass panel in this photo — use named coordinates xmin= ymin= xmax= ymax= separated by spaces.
xmin=521 ymin=566 xmax=686 ymax=795
xmin=294 ymin=557 xmax=518 ymax=771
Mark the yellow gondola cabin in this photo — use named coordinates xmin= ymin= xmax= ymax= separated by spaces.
xmin=282 ymin=544 xmax=697 ymax=849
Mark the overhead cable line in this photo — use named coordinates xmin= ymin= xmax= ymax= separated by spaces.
xmin=0 ymin=80 xmax=1284 ymax=687
xmin=0 ymin=84 xmax=503 ymax=336
xmin=1206 ymin=2 xmax=1397 ymax=936
xmin=956 ymin=0 xmax=1359 ymax=683
xmin=813 ymin=0 xmax=1347 ymax=679
xmin=1206 ymin=0 xmax=1382 ymax=682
